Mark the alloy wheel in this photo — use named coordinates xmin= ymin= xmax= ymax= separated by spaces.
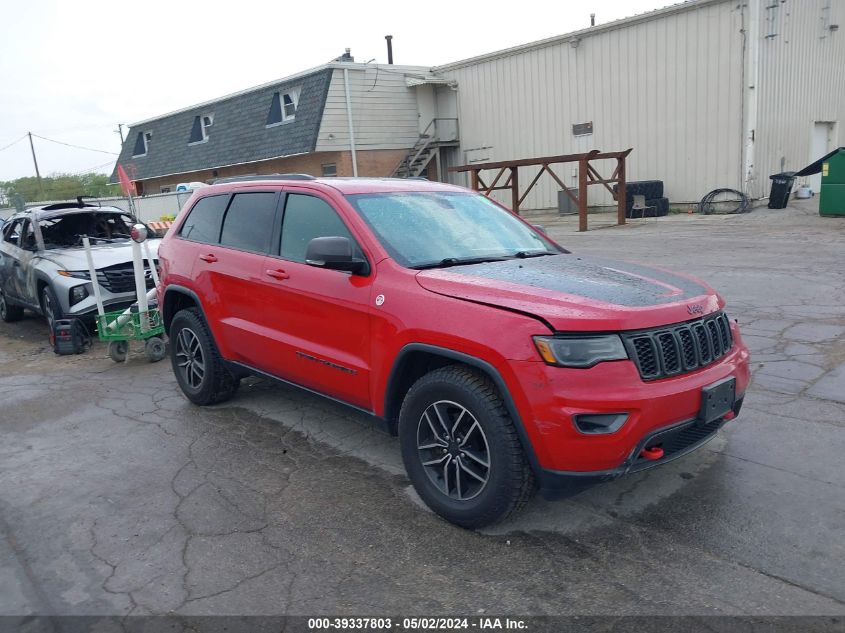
xmin=175 ymin=328 xmax=205 ymax=389
xmin=416 ymin=400 xmax=490 ymax=501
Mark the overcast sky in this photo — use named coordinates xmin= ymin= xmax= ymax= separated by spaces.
xmin=0 ymin=0 xmax=668 ymax=181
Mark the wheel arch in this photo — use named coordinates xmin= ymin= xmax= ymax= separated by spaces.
xmin=162 ymin=284 xmax=203 ymax=332
xmin=384 ymin=343 xmax=542 ymax=476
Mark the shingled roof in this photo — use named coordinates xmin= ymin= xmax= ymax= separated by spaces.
xmin=111 ymin=67 xmax=332 ymax=183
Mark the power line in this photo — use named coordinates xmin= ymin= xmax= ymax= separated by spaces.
xmin=30 ymin=133 xmax=118 ymax=155
xmin=70 ymin=159 xmax=116 ymax=176
xmin=0 ymin=135 xmax=27 ymax=153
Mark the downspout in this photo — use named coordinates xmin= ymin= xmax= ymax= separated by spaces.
xmin=741 ymin=0 xmax=760 ymax=198
xmin=343 ymin=67 xmax=359 ymax=177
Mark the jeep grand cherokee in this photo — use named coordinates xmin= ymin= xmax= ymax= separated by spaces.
xmin=157 ymin=176 xmax=750 ymax=528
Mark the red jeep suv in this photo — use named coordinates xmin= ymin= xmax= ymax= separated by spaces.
xmin=157 ymin=175 xmax=750 ymax=528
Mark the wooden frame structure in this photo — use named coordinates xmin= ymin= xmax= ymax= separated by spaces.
xmin=450 ymin=148 xmax=633 ymax=231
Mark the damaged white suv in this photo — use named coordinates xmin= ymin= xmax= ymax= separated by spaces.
xmin=0 ymin=200 xmax=160 ymax=329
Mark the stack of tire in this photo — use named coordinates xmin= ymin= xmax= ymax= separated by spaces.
xmin=613 ymin=180 xmax=669 ymax=218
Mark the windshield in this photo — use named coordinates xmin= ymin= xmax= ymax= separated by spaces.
xmin=39 ymin=212 xmax=141 ymax=249
xmin=346 ymin=192 xmax=561 ymax=268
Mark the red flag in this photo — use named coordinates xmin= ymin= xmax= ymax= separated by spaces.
xmin=117 ymin=164 xmax=137 ymax=197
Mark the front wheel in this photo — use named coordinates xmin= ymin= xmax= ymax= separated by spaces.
xmin=169 ymin=308 xmax=239 ymax=405
xmin=398 ymin=365 xmax=535 ymax=529
xmin=40 ymin=285 xmax=63 ymax=332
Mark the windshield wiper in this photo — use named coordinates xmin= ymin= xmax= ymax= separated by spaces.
xmin=410 ymin=256 xmax=511 ymax=270
xmin=511 ymin=250 xmax=556 ymax=258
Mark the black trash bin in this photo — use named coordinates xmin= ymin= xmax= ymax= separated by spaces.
xmin=768 ymin=171 xmax=797 ymax=209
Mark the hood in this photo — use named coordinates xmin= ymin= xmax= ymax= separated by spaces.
xmin=415 ymin=254 xmax=723 ymax=332
xmin=37 ymin=239 xmax=161 ymax=271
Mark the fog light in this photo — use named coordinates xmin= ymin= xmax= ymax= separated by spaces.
xmin=69 ymin=284 xmax=89 ymax=306
xmin=573 ymin=413 xmax=628 ymax=434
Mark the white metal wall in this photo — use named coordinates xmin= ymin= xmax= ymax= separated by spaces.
xmin=754 ymin=0 xmax=845 ymax=198
xmin=315 ymin=65 xmax=425 ymax=153
xmin=436 ymin=0 xmax=746 ymax=208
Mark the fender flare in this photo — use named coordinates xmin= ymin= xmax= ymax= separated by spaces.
xmin=384 ymin=343 xmax=542 ymax=477
xmin=162 ymin=284 xmax=204 ymax=330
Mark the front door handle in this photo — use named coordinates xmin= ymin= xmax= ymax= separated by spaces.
xmin=265 ymin=269 xmax=290 ymax=280
xmin=199 ymin=253 xmax=218 ymax=263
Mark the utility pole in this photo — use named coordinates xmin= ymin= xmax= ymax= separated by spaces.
xmin=115 ymin=123 xmax=125 ymax=145
xmin=27 ymin=132 xmax=44 ymax=198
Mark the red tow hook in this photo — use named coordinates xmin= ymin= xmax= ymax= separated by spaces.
xmin=640 ymin=446 xmax=664 ymax=461
xmin=723 ymin=411 xmax=736 ymax=421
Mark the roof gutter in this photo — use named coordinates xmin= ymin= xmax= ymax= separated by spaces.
xmin=433 ymin=0 xmax=728 ymax=72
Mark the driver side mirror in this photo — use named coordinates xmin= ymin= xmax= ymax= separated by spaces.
xmin=305 ymin=236 xmax=368 ymax=275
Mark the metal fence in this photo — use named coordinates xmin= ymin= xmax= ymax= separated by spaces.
xmin=0 ymin=191 xmax=194 ymax=223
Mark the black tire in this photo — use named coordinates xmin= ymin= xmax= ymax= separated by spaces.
xmin=144 ymin=336 xmax=167 ymax=363
xmin=108 ymin=340 xmax=129 ymax=363
xmin=169 ymin=307 xmax=239 ymax=405
xmin=40 ymin=285 xmax=63 ymax=332
xmin=0 ymin=290 xmax=24 ymax=322
xmin=398 ymin=365 xmax=535 ymax=529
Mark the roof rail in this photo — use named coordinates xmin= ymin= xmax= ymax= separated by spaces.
xmin=211 ymin=173 xmax=317 ymax=184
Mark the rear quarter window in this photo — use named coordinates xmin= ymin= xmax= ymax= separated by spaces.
xmin=179 ymin=195 xmax=229 ymax=244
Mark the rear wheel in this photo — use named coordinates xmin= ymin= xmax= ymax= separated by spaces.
xmin=0 ymin=291 xmax=24 ymax=322
xmin=170 ymin=308 xmax=239 ymax=405
xmin=399 ymin=365 xmax=535 ymax=528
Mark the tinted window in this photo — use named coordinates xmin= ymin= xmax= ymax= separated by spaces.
xmin=280 ymin=194 xmax=356 ymax=263
xmin=220 ymin=192 xmax=278 ymax=254
xmin=179 ymin=195 xmax=229 ymax=244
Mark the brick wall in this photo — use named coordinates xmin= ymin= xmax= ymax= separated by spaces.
xmin=140 ymin=149 xmax=410 ymax=193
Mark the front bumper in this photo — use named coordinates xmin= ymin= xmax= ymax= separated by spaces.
xmin=505 ymin=325 xmax=751 ymax=488
xmin=535 ymin=395 xmax=744 ymax=497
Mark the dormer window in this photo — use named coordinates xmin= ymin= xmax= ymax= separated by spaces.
xmin=266 ymin=87 xmax=301 ymax=127
xmin=189 ymin=114 xmax=213 ymax=144
xmin=132 ymin=131 xmax=151 ymax=157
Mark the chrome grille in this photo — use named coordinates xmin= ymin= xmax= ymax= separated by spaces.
xmin=622 ymin=312 xmax=734 ymax=381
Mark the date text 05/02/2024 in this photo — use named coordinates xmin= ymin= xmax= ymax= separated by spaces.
xmin=307 ymin=617 xmax=528 ymax=630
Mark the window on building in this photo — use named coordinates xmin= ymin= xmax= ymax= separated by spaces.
xmin=266 ymin=87 xmax=301 ymax=126
xmin=321 ymin=163 xmax=337 ymax=177
xmin=189 ymin=114 xmax=213 ymax=144
xmin=280 ymin=194 xmax=358 ymax=263
xmin=178 ymin=194 xmax=229 ymax=244
xmin=220 ymin=192 xmax=277 ymax=253
xmin=132 ymin=131 xmax=150 ymax=157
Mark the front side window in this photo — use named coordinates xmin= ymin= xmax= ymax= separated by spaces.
xmin=179 ymin=195 xmax=229 ymax=244
xmin=219 ymin=192 xmax=278 ymax=254
xmin=280 ymin=194 xmax=356 ymax=263
xmin=347 ymin=192 xmax=559 ymax=268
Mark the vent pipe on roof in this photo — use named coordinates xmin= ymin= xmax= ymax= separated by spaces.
xmin=590 ymin=13 xmax=595 ymax=27
xmin=385 ymin=35 xmax=394 ymax=64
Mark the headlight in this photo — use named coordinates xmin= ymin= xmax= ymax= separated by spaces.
xmin=69 ymin=284 xmax=89 ymax=306
xmin=533 ymin=334 xmax=628 ymax=368
xmin=58 ymin=270 xmax=90 ymax=280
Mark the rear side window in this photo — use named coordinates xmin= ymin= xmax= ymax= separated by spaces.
xmin=280 ymin=194 xmax=356 ymax=262
xmin=220 ymin=192 xmax=278 ymax=254
xmin=179 ymin=195 xmax=229 ymax=244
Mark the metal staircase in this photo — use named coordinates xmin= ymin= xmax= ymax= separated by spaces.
xmin=390 ymin=118 xmax=459 ymax=179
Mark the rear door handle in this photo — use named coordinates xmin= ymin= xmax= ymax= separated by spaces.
xmin=199 ymin=253 xmax=218 ymax=263
xmin=265 ymin=269 xmax=290 ymax=280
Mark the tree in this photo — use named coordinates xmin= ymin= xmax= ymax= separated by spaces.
xmin=0 ymin=173 xmax=121 ymax=205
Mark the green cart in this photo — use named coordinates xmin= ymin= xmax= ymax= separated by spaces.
xmin=96 ymin=306 xmax=167 ymax=363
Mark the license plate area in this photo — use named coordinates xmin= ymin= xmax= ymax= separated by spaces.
xmin=699 ymin=377 xmax=736 ymax=423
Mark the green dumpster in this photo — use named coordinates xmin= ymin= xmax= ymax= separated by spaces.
xmin=795 ymin=147 xmax=845 ymax=217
